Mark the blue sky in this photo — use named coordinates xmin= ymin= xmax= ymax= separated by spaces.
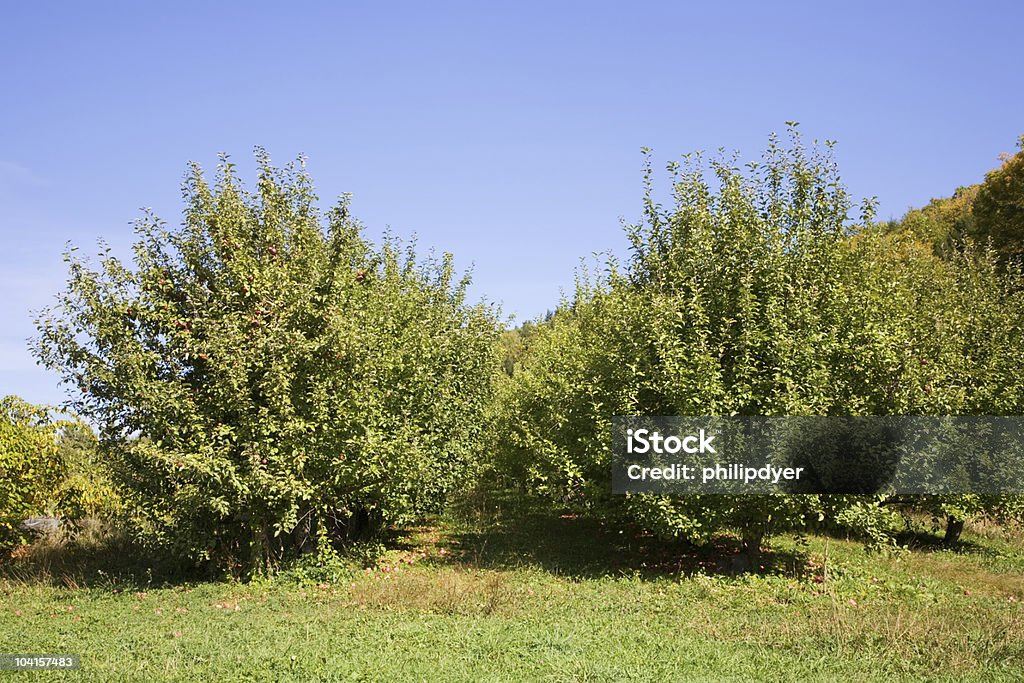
xmin=2 ymin=1 xmax=1022 ymax=407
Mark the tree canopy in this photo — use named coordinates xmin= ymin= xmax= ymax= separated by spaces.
xmin=33 ymin=151 xmax=499 ymax=573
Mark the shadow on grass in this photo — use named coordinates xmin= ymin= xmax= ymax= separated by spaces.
xmin=0 ymin=520 xmax=211 ymax=591
xmin=804 ymin=509 xmax=993 ymax=556
xmin=428 ymin=490 xmax=809 ymax=580
xmin=892 ymin=528 xmax=988 ymax=555
xmin=4 ymin=491 xmax=851 ymax=588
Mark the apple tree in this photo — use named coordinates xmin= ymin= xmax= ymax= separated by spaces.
xmin=33 ymin=150 xmax=499 ymax=574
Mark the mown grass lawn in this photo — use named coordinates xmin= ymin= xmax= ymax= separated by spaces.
xmin=2 ymin=496 xmax=1022 ymax=682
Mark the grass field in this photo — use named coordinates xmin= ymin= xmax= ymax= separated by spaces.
xmin=2 ymin=494 xmax=1023 ymax=682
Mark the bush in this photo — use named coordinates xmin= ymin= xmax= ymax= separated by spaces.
xmin=51 ymin=421 xmax=122 ymax=523
xmin=0 ymin=396 xmax=62 ymax=549
xmin=33 ymin=150 xmax=499 ymax=574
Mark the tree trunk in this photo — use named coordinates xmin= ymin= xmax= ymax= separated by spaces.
xmin=944 ymin=515 xmax=964 ymax=545
xmin=731 ymin=529 xmax=763 ymax=573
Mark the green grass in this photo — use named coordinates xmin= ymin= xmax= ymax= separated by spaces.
xmin=2 ymin=497 xmax=1022 ymax=682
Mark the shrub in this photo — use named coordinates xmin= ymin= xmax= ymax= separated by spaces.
xmin=51 ymin=420 xmax=122 ymax=523
xmin=0 ymin=396 xmax=62 ymax=549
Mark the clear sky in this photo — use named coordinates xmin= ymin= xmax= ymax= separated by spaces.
xmin=2 ymin=0 xmax=1022 ymax=408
